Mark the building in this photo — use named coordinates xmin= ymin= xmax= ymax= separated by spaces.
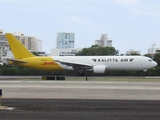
xmin=126 ymin=49 xmax=141 ymax=55
xmin=52 ymin=30 xmax=81 ymax=56
xmin=148 ymin=44 xmax=160 ymax=54
xmin=51 ymin=48 xmax=82 ymax=56
xmin=95 ymin=34 xmax=112 ymax=47
xmin=13 ymin=32 xmax=42 ymax=52
xmin=35 ymin=37 xmax=42 ymax=52
xmin=0 ymin=30 xmax=43 ymax=60
xmin=0 ymin=29 xmax=10 ymax=57
xmin=56 ymin=30 xmax=74 ymax=49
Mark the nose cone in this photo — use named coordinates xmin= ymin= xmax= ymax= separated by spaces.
xmin=153 ymin=61 xmax=157 ymax=67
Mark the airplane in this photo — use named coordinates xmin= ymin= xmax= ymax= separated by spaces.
xmin=5 ymin=33 xmax=157 ymax=76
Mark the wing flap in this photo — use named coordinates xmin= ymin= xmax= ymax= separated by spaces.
xmin=55 ymin=60 xmax=92 ymax=69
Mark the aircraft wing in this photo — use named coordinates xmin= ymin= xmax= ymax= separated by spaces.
xmin=55 ymin=60 xmax=93 ymax=69
xmin=6 ymin=59 xmax=28 ymax=63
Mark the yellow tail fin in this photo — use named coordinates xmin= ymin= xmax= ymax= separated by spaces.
xmin=5 ymin=33 xmax=35 ymax=59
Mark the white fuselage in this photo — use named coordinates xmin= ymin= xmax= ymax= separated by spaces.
xmin=52 ymin=56 xmax=157 ymax=71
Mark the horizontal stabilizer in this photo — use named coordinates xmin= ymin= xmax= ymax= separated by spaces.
xmin=6 ymin=59 xmax=28 ymax=63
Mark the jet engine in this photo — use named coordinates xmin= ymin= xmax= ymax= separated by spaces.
xmin=93 ymin=65 xmax=107 ymax=74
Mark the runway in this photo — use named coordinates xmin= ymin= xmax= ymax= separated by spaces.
xmin=0 ymin=80 xmax=160 ymax=100
xmin=0 ymin=79 xmax=160 ymax=119
xmin=1 ymin=99 xmax=160 ymax=120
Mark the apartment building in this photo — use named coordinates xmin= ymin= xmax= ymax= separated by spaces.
xmin=126 ymin=49 xmax=141 ymax=55
xmin=0 ymin=30 xmax=10 ymax=57
xmin=56 ymin=30 xmax=74 ymax=49
xmin=95 ymin=34 xmax=112 ymax=47
xmin=13 ymin=32 xmax=41 ymax=52
xmin=148 ymin=44 xmax=160 ymax=54
xmin=51 ymin=48 xmax=81 ymax=56
xmin=0 ymin=30 xmax=42 ymax=60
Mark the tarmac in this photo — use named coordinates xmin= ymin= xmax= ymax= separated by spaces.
xmin=0 ymin=79 xmax=160 ymax=119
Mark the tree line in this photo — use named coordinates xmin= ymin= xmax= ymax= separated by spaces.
xmin=0 ymin=45 xmax=159 ymax=76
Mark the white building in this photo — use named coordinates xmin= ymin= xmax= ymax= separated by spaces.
xmin=13 ymin=32 xmax=42 ymax=52
xmin=126 ymin=49 xmax=141 ymax=55
xmin=148 ymin=44 xmax=160 ymax=54
xmin=56 ymin=30 xmax=75 ymax=49
xmin=95 ymin=34 xmax=112 ymax=47
xmin=35 ymin=37 xmax=42 ymax=52
xmin=0 ymin=29 xmax=10 ymax=57
xmin=0 ymin=29 xmax=43 ymax=59
xmin=51 ymin=48 xmax=82 ymax=56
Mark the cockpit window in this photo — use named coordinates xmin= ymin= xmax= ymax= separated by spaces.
xmin=149 ymin=59 xmax=153 ymax=62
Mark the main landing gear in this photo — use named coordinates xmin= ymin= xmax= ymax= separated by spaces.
xmin=77 ymin=70 xmax=86 ymax=76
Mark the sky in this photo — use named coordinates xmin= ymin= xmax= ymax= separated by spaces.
xmin=1 ymin=0 xmax=160 ymax=55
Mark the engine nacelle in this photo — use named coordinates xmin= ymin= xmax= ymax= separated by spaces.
xmin=93 ymin=65 xmax=107 ymax=74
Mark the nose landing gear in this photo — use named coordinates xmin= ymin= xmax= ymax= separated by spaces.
xmin=143 ymin=69 xmax=147 ymax=76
